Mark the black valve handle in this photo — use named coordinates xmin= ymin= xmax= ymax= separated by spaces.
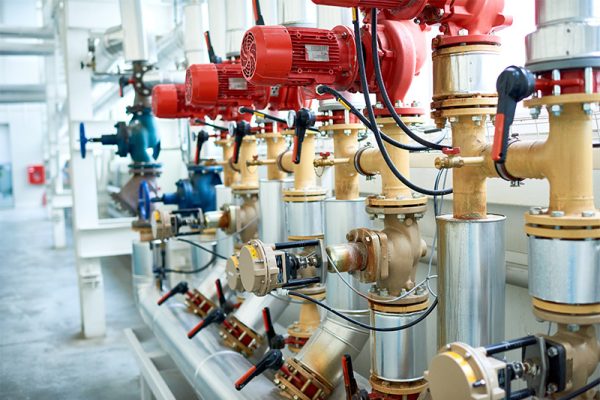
xmin=194 ymin=130 xmax=210 ymax=165
xmin=281 ymin=277 xmax=321 ymax=289
xmin=204 ymin=31 xmax=222 ymax=64
xmin=157 ymin=281 xmax=189 ymax=306
xmin=234 ymin=349 xmax=284 ymax=391
xmin=194 ymin=119 xmax=229 ymax=132
xmin=273 ymin=239 xmax=320 ymax=251
xmin=292 ymin=108 xmax=316 ymax=165
xmin=492 ymin=66 xmax=536 ymax=164
xmin=232 ymin=121 xmax=251 ymax=164
xmin=342 ymin=354 xmax=369 ymax=400
xmin=187 ymin=308 xmax=226 ymax=339
xmin=262 ymin=307 xmax=285 ymax=350
xmin=252 ymin=0 xmax=265 ymax=26
xmin=239 ymin=107 xmax=287 ymax=125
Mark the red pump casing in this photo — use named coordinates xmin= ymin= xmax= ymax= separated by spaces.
xmin=240 ymin=20 xmax=426 ymax=104
xmin=185 ymin=61 xmax=271 ymax=111
xmin=241 ymin=25 xmax=358 ymax=89
xmin=312 ymin=0 xmax=511 ymax=45
xmin=152 ymin=84 xmax=215 ymax=119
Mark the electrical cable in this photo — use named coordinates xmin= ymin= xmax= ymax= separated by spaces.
xmin=351 ymin=8 xmax=452 ymax=196
xmin=286 ymin=289 xmax=438 ymax=332
xmin=558 ymin=377 xmax=600 ymax=400
xmin=162 ymin=253 xmax=217 ymax=274
xmin=369 ymin=8 xmax=453 ymax=152
xmin=176 ymin=237 xmax=228 ymax=260
xmin=317 ymin=85 xmax=432 ymax=152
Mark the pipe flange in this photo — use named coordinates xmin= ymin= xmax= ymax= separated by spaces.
xmin=276 ymin=151 xmax=294 ymax=174
xmin=354 ymin=145 xmax=376 ymax=177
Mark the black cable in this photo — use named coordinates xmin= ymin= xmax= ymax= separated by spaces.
xmin=162 ymin=253 xmax=216 ymax=274
xmin=558 ymin=378 xmax=600 ymax=400
xmin=351 ymin=8 xmax=452 ymax=196
xmin=176 ymin=238 xmax=228 ymax=260
xmin=317 ymin=85 xmax=428 ymax=151
xmin=288 ymin=290 xmax=437 ymax=332
xmin=370 ymin=8 xmax=452 ymax=152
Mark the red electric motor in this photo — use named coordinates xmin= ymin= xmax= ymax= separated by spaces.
xmin=185 ymin=61 xmax=271 ymax=111
xmin=241 ymin=25 xmax=358 ymax=90
xmin=152 ymin=84 xmax=215 ymax=120
xmin=240 ymin=19 xmax=426 ymax=105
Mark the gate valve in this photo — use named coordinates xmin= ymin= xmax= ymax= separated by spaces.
xmin=342 ymin=354 xmax=370 ymax=400
xmin=78 ymin=122 xmax=121 ymax=159
xmin=187 ymin=279 xmax=236 ymax=339
xmin=262 ymin=307 xmax=285 ymax=350
xmin=138 ymin=180 xmax=153 ymax=220
xmin=157 ymin=281 xmax=190 ymax=306
xmin=492 ymin=66 xmax=536 ymax=164
xmin=231 ymin=121 xmax=253 ymax=164
xmin=194 ymin=131 xmax=210 ymax=165
xmin=234 ymin=348 xmax=284 ymax=391
xmin=290 ymin=108 xmax=317 ymax=165
xmin=319 ymin=152 xmax=331 ymax=159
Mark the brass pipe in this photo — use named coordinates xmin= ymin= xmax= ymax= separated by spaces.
xmin=265 ymin=135 xmax=287 ymax=181
xmin=332 ymin=129 xmax=361 ymax=200
xmin=216 ymin=140 xmax=239 ymax=187
xmin=233 ymin=136 xmax=259 ymax=190
xmin=357 ymin=119 xmax=412 ymax=200
xmin=247 ymin=158 xmax=276 ymax=166
xmin=505 ymin=103 xmax=594 ymax=215
xmin=294 ymin=133 xmax=318 ymax=191
xmin=313 ymin=157 xmax=350 ymax=167
xmin=449 ymin=115 xmax=495 ymax=219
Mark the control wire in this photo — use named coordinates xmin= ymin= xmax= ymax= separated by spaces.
xmin=351 ymin=7 xmax=452 ymax=196
xmin=176 ymin=237 xmax=228 ymax=260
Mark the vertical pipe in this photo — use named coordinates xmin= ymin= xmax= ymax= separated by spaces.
xmin=119 ymin=0 xmax=155 ymax=62
xmin=436 ymin=215 xmax=506 ymax=347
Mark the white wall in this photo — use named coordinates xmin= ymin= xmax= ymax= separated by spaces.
xmin=0 ymin=0 xmax=46 ymax=208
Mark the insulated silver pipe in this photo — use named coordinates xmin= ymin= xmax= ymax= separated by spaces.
xmin=119 ymin=0 xmax=155 ymax=62
xmin=259 ymin=179 xmax=293 ymax=243
xmin=436 ymin=215 xmax=506 ymax=348
xmin=0 ymin=41 xmax=54 ymax=56
xmin=324 ymin=198 xmax=371 ymax=315
xmin=0 ymin=26 xmax=53 ymax=39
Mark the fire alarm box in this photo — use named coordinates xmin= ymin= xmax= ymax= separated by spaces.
xmin=27 ymin=164 xmax=45 ymax=185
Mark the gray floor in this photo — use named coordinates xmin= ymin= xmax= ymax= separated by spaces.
xmin=0 ymin=208 xmax=143 ymax=399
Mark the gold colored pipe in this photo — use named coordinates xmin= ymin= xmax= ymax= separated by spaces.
xmin=331 ymin=128 xmax=361 ymax=200
xmin=264 ymin=134 xmax=287 ymax=181
xmin=215 ymin=139 xmax=239 ymax=187
xmin=357 ymin=119 xmax=413 ymax=200
xmin=504 ymin=103 xmax=594 ymax=215
xmin=232 ymin=136 xmax=259 ymax=191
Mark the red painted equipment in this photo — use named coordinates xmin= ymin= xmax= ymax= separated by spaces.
xmin=152 ymin=84 xmax=214 ymax=120
xmin=312 ymin=0 xmax=511 ymax=46
xmin=240 ymin=19 xmax=426 ymax=104
xmin=27 ymin=164 xmax=45 ymax=185
xmin=185 ymin=61 xmax=271 ymax=111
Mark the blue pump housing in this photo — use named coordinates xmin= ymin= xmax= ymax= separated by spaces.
xmin=160 ymin=165 xmax=222 ymax=212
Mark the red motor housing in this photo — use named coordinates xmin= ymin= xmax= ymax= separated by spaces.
xmin=241 ymin=25 xmax=357 ymax=90
xmin=152 ymin=84 xmax=214 ymax=119
xmin=185 ymin=61 xmax=271 ymax=111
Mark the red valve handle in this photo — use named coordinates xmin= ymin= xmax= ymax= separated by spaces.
xmin=187 ymin=319 xmax=206 ymax=339
xmin=157 ymin=281 xmax=189 ymax=306
xmin=492 ymin=66 xmax=536 ymax=164
xmin=187 ymin=308 xmax=226 ymax=339
xmin=342 ymin=354 xmax=369 ymax=400
xmin=234 ymin=349 xmax=284 ymax=391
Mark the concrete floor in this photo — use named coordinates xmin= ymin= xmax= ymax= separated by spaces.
xmin=0 ymin=208 xmax=143 ymax=399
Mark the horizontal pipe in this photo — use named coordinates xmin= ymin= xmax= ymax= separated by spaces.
xmin=0 ymin=41 xmax=54 ymax=56
xmin=0 ymin=26 xmax=54 ymax=39
xmin=0 ymin=84 xmax=46 ymax=103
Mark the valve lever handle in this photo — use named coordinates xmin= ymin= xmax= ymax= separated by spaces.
xmin=215 ymin=279 xmax=226 ymax=308
xmin=187 ymin=308 xmax=225 ymax=339
xmin=342 ymin=354 xmax=369 ymax=400
xmin=291 ymin=108 xmax=317 ymax=165
xmin=234 ymin=349 xmax=284 ymax=391
xmin=157 ymin=281 xmax=189 ymax=306
xmin=262 ymin=307 xmax=285 ymax=350
xmin=194 ymin=131 xmax=209 ymax=165
xmin=232 ymin=121 xmax=251 ymax=164
xmin=492 ymin=66 xmax=536 ymax=164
